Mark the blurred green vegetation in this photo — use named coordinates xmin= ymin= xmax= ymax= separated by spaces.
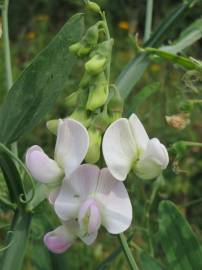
xmin=0 ymin=0 xmax=202 ymax=269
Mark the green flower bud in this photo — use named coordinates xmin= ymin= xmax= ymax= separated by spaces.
xmin=85 ymin=128 xmax=102 ymax=163
xmin=83 ymin=24 xmax=99 ymax=47
xmin=69 ymin=42 xmax=82 ymax=54
xmin=87 ymin=84 xmax=108 ymax=111
xmin=86 ymin=73 xmax=108 ymax=111
xmin=108 ymin=88 xmax=124 ymax=113
xmin=65 ymin=91 xmax=79 ymax=108
xmin=85 ymin=1 xmax=101 ymax=13
xmin=70 ymin=109 xmax=90 ymax=128
xmin=79 ymin=72 xmax=91 ymax=88
xmin=91 ymin=39 xmax=114 ymax=59
xmin=85 ymin=55 xmax=107 ymax=75
xmin=91 ymin=112 xmax=112 ymax=132
xmin=46 ymin=119 xmax=59 ymax=135
xmin=77 ymin=45 xmax=92 ymax=57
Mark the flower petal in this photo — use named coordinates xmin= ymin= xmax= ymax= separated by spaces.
xmin=79 ymin=232 xmax=98 ymax=246
xmin=129 ymin=114 xmax=149 ymax=154
xmin=43 ymin=225 xmax=74 ymax=254
xmin=79 ymin=198 xmax=101 ymax=235
xmin=26 ymin=145 xmax=63 ymax=184
xmin=102 ymin=118 xmax=137 ymax=181
xmin=95 ymin=168 xmax=132 ymax=234
xmin=54 ymin=118 xmax=89 ymax=177
xmin=135 ymin=138 xmax=169 ymax=180
xmin=54 ymin=164 xmax=99 ymax=221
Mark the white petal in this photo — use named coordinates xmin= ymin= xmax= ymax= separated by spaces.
xmin=54 ymin=164 xmax=99 ymax=221
xmin=54 ymin=118 xmax=89 ymax=177
xmin=135 ymin=138 xmax=169 ymax=180
xmin=43 ymin=225 xmax=74 ymax=254
xmin=129 ymin=114 xmax=149 ymax=154
xmin=102 ymin=118 xmax=137 ymax=181
xmin=26 ymin=145 xmax=63 ymax=184
xmin=95 ymin=168 xmax=132 ymax=234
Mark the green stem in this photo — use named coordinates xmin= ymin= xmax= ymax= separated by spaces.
xmin=118 ymin=233 xmax=139 ymax=270
xmin=101 ymin=11 xmax=111 ymax=82
xmin=144 ymin=0 xmax=153 ymax=42
xmin=2 ymin=0 xmax=18 ymax=156
xmin=145 ymin=175 xmax=163 ymax=256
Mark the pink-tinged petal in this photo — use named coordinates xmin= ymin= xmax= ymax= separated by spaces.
xmin=48 ymin=187 xmax=60 ymax=205
xmin=79 ymin=231 xmax=98 ymax=245
xmin=135 ymin=138 xmax=169 ymax=180
xmin=129 ymin=114 xmax=149 ymax=154
xmin=54 ymin=118 xmax=89 ymax=177
xmin=79 ymin=198 xmax=101 ymax=235
xmin=26 ymin=145 xmax=63 ymax=184
xmin=95 ymin=168 xmax=132 ymax=234
xmin=102 ymin=118 xmax=137 ymax=181
xmin=54 ymin=164 xmax=99 ymax=221
xmin=43 ymin=225 xmax=74 ymax=254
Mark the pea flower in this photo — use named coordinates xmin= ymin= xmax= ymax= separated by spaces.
xmin=102 ymin=114 xmax=169 ymax=181
xmin=51 ymin=164 xmax=132 ymax=251
xmin=25 ymin=118 xmax=89 ymax=185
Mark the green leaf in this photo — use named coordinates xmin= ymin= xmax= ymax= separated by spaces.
xmin=1 ymin=210 xmax=32 ymax=270
xmin=145 ymin=48 xmax=202 ymax=71
xmin=0 ymin=13 xmax=84 ymax=144
xmin=0 ymin=151 xmax=25 ymax=207
xmin=140 ymin=252 xmax=166 ymax=270
xmin=126 ymin=82 xmax=160 ymax=115
xmin=160 ymin=18 xmax=202 ymax=54
xmin=116 ymin=1 xmax=199 ymax=98
xmin=159 ymin=200 xmax=202 ymax=270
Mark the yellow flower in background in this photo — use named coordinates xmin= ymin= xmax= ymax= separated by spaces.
xmin=150 ymin=64 xmax=160 ymax=73
xmin=36 ymin=15 xmax=49 ymax=21
xmin=118 ymin=21 xmax=129 ymax=30
xmin=26 ymin=31 xmax=36 ymax=41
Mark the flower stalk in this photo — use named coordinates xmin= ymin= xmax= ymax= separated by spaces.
xmin=118 ymin=233 xmax=139 ymax=270
xmin=144 ymin=0 xmax=153 ymax=42
xmin=2 ymin=0 xmax=18 ymax=156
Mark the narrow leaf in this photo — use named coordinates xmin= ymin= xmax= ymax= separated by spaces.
xmin=116 ymin=1 xmax=199 ymax=98
xmin=126 ymin=82 xmax=160 ymax=115
xmin=140 ymin=252 xmax=166 ymax=270
xmin=159 ymin=200 xmax=202 ymax=270
xmin=0 ymin=13 xmax=84 ymax=144
xmin=1 ymin=210 xmax=32 ymax=270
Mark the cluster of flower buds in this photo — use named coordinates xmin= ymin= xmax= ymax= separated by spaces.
xmin=64 ymin=7 xmax=124 ymax=163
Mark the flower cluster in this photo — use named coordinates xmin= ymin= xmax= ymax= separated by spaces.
xmin=26 ymin=113 xmax=169 ymax=253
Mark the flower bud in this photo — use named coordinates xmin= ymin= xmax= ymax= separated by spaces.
xmin=70 ymin=109 xmax=90 ymax=128
xmin=82 ymin=24 xmax=99 ymax=47
xmin=85 ymin=1 xmax=101 ymax=13
xmin=46 ymin=119 xmax=59 ymax=135
xmin=79 ymin=72 xmax=91 ymax=88
xmin=108 ymin=88 xmax=124 ymax=114
xmin=91 ymin=39 xmax=114 ymax=59
xmin=86 ymin=84 xmax=108 ymax=111
xmin=85 ymin=128 xmax=102 ymax=163
xmin=91 ymin=112 xmax=111 ymax=132
xmin=69 ymin=42 xmax=82 ymax=54
xmin=77 ymin=45 xmax=92 ymax=57
xmin=65 ymin=91 xmax=79 ymax=108
xmin=85 ymin=55 xmax=107 ymax=75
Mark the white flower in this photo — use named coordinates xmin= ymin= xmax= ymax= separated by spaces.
xmin=25 ymin=118 xmax=89 ymax=184
xmin=53 ymin=164 xmax=132 ymax=247
xmin=102 ymin=113 xmax=169 ymax=181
